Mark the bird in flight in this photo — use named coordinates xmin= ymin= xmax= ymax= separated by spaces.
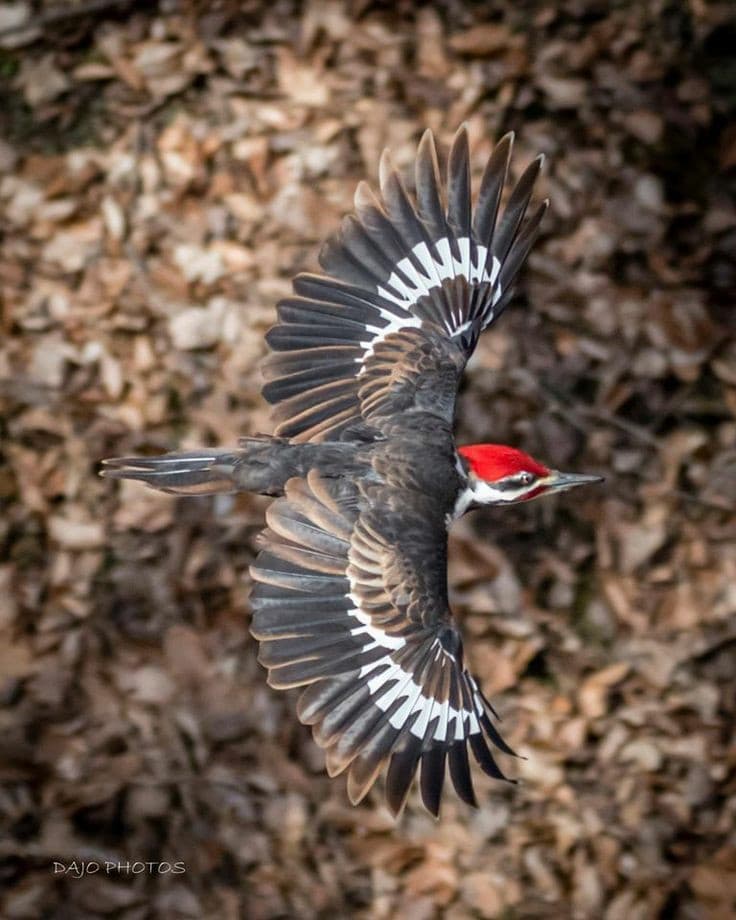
xmin=104 ymin=127 xmax=602 ymax=817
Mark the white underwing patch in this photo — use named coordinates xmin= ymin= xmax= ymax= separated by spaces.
xmin=354 ymin=640 xmax=482 ymax=741
xmin=357 ymin=237 xmax=502 ymax=370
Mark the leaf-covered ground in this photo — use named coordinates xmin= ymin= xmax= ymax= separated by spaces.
xmin=1 ymin=1 xmax=735 ymax=918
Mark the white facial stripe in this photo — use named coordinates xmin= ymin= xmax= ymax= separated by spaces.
xmin=471 ymin=480 xmax=520 ymax=503
xmin=454 ymin=472 xmax=554 ymax=514
xmin=451 ymin=487 xmax=476 ymax=520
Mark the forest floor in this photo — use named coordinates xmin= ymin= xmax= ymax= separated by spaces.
xmin=1 ymin=1 xmax=735 ymax=918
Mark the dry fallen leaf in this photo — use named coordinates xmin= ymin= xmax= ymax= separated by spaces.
xmin=578 ymin=663 xmax=631 ymax=719
xmin=1 ymin=4 xmax=733 ymax=918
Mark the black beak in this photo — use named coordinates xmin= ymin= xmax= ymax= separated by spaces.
xmin=547 ymin=470 xmax=604 ymax=492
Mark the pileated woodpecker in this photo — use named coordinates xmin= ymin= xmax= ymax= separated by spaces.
xmin=104 ymin=127 xmax=602 ymax=817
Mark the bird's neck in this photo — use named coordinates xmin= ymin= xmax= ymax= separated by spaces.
xmin=451 ymin=474 xmax=512 ymax=520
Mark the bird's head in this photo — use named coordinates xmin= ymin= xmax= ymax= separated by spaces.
xmin=458 ymin=444 xmax=603 ymax=506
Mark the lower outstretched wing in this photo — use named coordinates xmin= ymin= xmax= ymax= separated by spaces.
xmin=249 ymin=471 xmax=514 ymax=816
xmin=262 ymin=127 xmax=546 ymax=442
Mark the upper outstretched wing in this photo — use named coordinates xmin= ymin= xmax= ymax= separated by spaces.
xmin=249 ymin=471 xmax=514 ymax=816
xmin=262 ymin=127 xmax=546 ymax=442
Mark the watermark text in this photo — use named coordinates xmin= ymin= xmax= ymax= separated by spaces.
xmin=52 ymin=860 xmax=186 ymax=878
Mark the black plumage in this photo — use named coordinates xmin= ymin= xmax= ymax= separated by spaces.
xmin=250 ymin=470 xmax=515 ymax=815
xmin=261 ymin=127 xmax=544 ymax=444
xmin=103 ymin=126 xmax=549 ymax=816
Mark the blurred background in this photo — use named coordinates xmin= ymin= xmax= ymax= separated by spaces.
xmin=1 ymin=1 xmax=735 ymax=917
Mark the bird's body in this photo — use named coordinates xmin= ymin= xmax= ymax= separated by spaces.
xmin=104 ymin=128 xmax=601 ymax=816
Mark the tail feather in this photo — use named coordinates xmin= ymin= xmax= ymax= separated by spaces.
xmin=101 ymin=437 xmax=354 ymax=497
xmin=101 ymin=449 xmax=246 ymax=495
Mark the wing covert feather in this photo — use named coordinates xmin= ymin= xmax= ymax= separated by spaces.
xmin=261 ymin=127 xmax=545 ymax=442
xmin=250 ymin=472 xmax=514 ymax=816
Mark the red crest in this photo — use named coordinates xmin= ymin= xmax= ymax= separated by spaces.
xmin=458 ymin=444 xmax=549 ymax=482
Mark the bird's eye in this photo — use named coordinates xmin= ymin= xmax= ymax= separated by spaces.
xmin=519 ymin=472 xmax=535 ymax=485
